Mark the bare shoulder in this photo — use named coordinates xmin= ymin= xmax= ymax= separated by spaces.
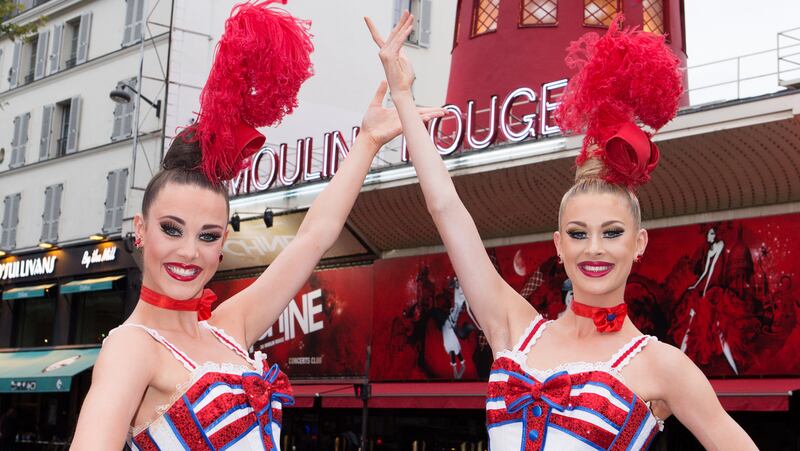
xmin=639 ymin=340 xmax=699 ymax=390
xmin=94 ymin=326 xmax=159 ymax=382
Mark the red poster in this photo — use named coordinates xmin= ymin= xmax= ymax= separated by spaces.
xmin=371 ymin=213 xmax=800 ymax=380
xmin=209 ymin=265 xmax=373 ymax=378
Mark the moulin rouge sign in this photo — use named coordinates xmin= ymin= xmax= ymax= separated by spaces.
xmin=228 ymin=80 xmax=567 ymax=196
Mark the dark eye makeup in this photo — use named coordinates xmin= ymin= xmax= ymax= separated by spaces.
xmin=566 ymin=228 xmax=625 ymax=240
xmin=160 ymin=221 xmax=221 ymax=243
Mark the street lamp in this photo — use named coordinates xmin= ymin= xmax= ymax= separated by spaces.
xmin=109 ymin=82 xmax=162 ymax=118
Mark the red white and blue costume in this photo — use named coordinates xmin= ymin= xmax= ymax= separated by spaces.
xmin=107 ymin=322 xmax=293 ymax=450
xmin=487 ymin=315 xmax=663 ymax=450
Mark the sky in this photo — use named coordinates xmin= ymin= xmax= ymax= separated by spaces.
xmin=684 ymin=0 xmax=800 ymax=103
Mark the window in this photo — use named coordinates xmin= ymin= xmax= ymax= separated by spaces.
xmin=64 ymin=18 xmax=80 ymax=67
xmin=13 ymin=294 xmax=56 ymax=347
xmin=41 ymin=184 xmax=63 ymax=243
xmin=103 ymin=168 xmax=129 ymax=233
xmin=112 ymin=78 xmax=136 ymax=140
xmin=55 ymin=99 xmax=71 ymax=156
xmin=122 ymin=0 xmax=146 ymax=46
xmin=472 ymin=0 xmax=500 ymax=36
xmin=583 ymin=0 xmax=619 ymax=27
xmin=393 ymin=0 xmax=433 ymax=47
xmin=521 ymin=0 xmax=557 ymax=26
xmin=643 ymin=0 xmax=665 ymax=35
xmin=23 ymin=34 xmax=38 ymax=84
xmin=10 ymin=112 xmax=30 ymax=168
xmin=1 ymin=193 xmax=21 ymax=250
xmin=70 ymin=290 xmax=125 ymax=344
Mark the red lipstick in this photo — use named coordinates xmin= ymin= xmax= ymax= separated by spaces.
xmin=163 ymin=262 xmax=202 ymax=282
xmin=577 ymin=261 xmax=615 ymax=278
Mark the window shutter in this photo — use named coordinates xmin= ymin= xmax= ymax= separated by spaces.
xmin=123 ymin=0 xmax=136 ymax=45
xmin=41 ymin=186 xmax=53 ymax=241
xmin=49 ymin=24 xmax=64 ymax=75
xmin=1 ymin=196 xmax=10 ymax=248
xmin=13 ymin=113 xmax=31 ymax=167
xmin=39 ymin=104 xmax=55 ymax=160
xmin=34 ymin=29 xmax=49 ymax=80
xmin=51 ymin=184 xmax=63 ymax=241
xmin=76 ymin=12 xmax=92 ymax=64
xmin=8 ymin=41 xmax=22 ymax=89
xmin=10 ymin=116 xmax=20 ymax=168
xmin=393 ymin=0 xmax=404 ymax=26
xmin=114 ymin=169 xmax=128 ymax=230
xmin=112 ymin=101 xmax=124 ymax=140
xmin=103 ymin=171 xmax=117 ymax=232
xmin=10 ymin=194 xmax=20 ymax=248
xmin=419 ymin=0 xmax=433 ymax=48
xmin=66 ymin=96 xmax=81 ymax=153
xmin=122 ymin=78 xmax=137 ymax=138
xmin=133 ymin=0 xmax=146 ymax=42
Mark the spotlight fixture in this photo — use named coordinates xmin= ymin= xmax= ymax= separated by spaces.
xmin=263 ymin=209 xmax=274 ymax=228
xmin=89 ymin=233 xmax=107 ymax=241
xmin=38 ymin=242 xmax=56 ymax=250
xmin=0 ymin=250 xmax=6 ymax=258
xmin=231 ymin=213 xmax=241 ymax=232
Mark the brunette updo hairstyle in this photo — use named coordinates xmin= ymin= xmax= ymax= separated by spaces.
xmin=557 ymin=151 xmax=642 ymax=230
xmin=141 ymin=129 xmax=230 ymax=218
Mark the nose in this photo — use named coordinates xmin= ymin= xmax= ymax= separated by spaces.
xmin=586 ymin=233 xmax=605 ymax=257
xmin=175 ymin=237 xmax=200 ymax=261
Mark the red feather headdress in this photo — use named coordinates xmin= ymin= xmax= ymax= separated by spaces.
xmin=192 ymin=0 xmax=314 ymax=182
xmin=555 ymin=15 xmax=683 ymax=188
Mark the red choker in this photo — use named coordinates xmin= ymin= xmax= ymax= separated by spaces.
xmin=571 ymin=300 xmax=627 ymax=333
xmin=139 ymin=285 xmax=217 ymax=321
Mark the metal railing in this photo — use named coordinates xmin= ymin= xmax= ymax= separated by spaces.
xmin=686 ymin=26 xmax=800 ymax=106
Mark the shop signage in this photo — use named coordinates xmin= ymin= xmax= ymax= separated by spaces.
xmin=261 ymin=288 xmax=325 ymax=348
xmin=9 ymin=380 xmax=37 ymax=392
xmin=81 ymin=246 xmax=118 ymax=268
xmin=229 ymin=80 xmax=567 ymax=196
xmin=0 ymin=255 xmax=58 ymax=281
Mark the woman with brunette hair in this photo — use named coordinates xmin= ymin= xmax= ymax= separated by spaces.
xmin=70 ymin=3 xmax=443 ymax=449
xmin=366 ymin=12 xmax=757 ymax=450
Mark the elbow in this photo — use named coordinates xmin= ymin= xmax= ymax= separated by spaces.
xmin=426 ymin=196 xmax=456 ymax=220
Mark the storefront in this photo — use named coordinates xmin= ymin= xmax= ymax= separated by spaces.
xmin=210 ymin=211 xmax=800 ymax=450
xmin=0 ymin=239 xmax=139 ymax=448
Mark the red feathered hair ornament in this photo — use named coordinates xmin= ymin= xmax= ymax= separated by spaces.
xmin=193 ymin=0 xmax=314 ymax=182
xmin=555 ymin=15 xmax=683 ymax=188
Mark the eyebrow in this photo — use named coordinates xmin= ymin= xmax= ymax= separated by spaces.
xmin=567 ymin=221 xmax=626 ymax=227
xmin=158 ymin=215 xmax=225 ymax=231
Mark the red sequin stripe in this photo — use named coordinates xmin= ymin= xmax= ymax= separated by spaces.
xmin=642 ymin=423 xmax=660 ymax=449
xmin=131 ymin=430 xmax=159 ymax=451
xmin=567 ymin=371 xmax=636 ymax=405
xmin=566 ymin=392 xmax=629 ymax=426
xmin=611 ymin=336 xmax=648 ymax=369
xmin=486 ymin=408 xmax=521 ymax=426
xmin=272 ymin=406 xmax=283 ymax=425
xmin=195 ymin=391 xmax=250 ymax=428
xmin=517 ymin=318 xmax=547 ymax=352
xmin=208 ymin=328 xmax=250 ymax=362
xmin=183 ymin=372 xmax=245 ymax=404
xmin=549 ymin=412 xmax=616 ymax=449
xmin=486 ymin=358 xmax=520 ymax=400
xmin=609 ymin=395 xmax=651 ymax=450
xmin=166 ymin=398 xmax=212 ymax=451
xmin=208 ymin=411 xmax=259 ymax=449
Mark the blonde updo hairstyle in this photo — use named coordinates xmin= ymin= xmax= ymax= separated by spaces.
xmin=557 ymin=151 xmax=642 ymax=231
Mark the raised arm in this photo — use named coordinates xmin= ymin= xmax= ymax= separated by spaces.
xmin=214 ymin=82 xmax=444 ymax=347
xmin=365 ymin=13 xmax=536 ymax=353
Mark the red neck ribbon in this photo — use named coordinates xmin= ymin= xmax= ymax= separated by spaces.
xmin=571 ymin=300 xmax=627 ymax=333
xmin=139 ymin=285 xmax=217 ymax=321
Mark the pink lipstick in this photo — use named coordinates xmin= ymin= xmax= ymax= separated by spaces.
xmin=577 ymin=261 xmax=615 ymax=278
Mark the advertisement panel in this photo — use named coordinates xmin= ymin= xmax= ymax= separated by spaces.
xmin=370 ymin=213 xmax=800 ymax=380
xmin=209 ymin=265 xmax=373 ymax=379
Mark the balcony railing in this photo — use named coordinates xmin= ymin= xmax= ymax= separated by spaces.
xmin=23 ymin=71 xmax=34 ymax=84
xmin=56 ymin=137 xmax=68 ymax=156
xmin=64 ymin=56 xmax=77 ymax=69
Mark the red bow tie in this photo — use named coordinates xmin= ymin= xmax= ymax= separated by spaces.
xmin=571 ymin=300 xmax=627 ymax=333
xmin=505 ymin=371 xmax=572 ymax=413
xmin=139 ymin=285 xmax=217 ymax=321
xmin=242 ymin=364 xmax=294 ymax=449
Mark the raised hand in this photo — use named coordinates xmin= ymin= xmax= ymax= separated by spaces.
xmin=360 ymin=81 xmax=445 ymax=150
xmin=365 ymin=12 xmax=416 ymax=95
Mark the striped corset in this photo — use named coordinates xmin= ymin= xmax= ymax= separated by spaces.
xmin=109 ymin=321 xmax=294 ymax=451
xmin=486 ymin=316 xmax=662 ymax=451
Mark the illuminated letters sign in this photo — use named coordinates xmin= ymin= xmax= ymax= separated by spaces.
xmin=229 ymin=81 xmax=567 ymax=196
xmin=0 ymin=256 xmax=58 ymax=281
xmin=81 ymin=246 xmax=118 ymax=268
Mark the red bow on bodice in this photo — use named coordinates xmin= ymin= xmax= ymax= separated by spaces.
xmin=505 ymin=371 xmax=573 ymax=413
xmin=242 ymin=363 xmax=294 ymax=450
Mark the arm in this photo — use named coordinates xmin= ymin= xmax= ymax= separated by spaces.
xmin=689 ymin=249 xmax=713 ymax=290
xmin=365 ymin=14 xmax=535 ymax=353
xmin=656 ymin=344 xmax=757 ymax=451
xmin=70 ymin=330 xmax=155 ymax=449
xmin=214 ymin=82 xmax=444 ymax=347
